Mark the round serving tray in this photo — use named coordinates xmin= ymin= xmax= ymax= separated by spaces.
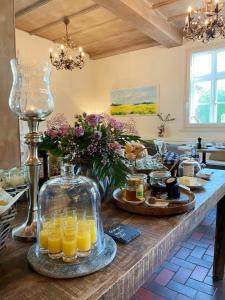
xmin=27 ymin=234 xmax=117 ymax=279
xmin=113 ymin=188 xmax=195 ymax=216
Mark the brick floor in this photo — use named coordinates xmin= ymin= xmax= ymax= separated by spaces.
xmin=133 ymin=208 xmax=225 ymax=300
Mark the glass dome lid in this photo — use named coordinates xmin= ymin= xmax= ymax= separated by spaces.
xmin=37 ymin=164 xmax=105 ymax=263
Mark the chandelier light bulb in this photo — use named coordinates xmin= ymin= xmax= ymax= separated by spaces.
xmin=188 ymin=6 xmax=192 ymax=13
xmin=60 ymin=44 xmax=64 ymax=50
xmin=49 ymin=48 xmax=53 ymax=53
xmin=54 ymin=53 xmax=58 ymax=58
xmin=81 ymin=52 xmax=85 ymax=57
xmin=79 ymin=47 xmax=82 ymax=52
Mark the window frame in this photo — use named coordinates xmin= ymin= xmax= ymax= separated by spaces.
xmin=185 ymin=43 xmax=225 ymax=128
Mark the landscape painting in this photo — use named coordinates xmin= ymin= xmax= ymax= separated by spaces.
xmin=110 ymin=85 xmax=158 ymax=116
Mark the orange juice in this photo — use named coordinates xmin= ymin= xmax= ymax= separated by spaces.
xmin=39 ymin=229 xmax=48 ymax=249
xmin=87 ymin=219 xmax=97 ymax=245
xmin=77 ymin=221 xmax=91 ymax=254
xmin=63 ymin=238 xmax=77 ymax=257
xmin=48 ymin=234 xmax=62 ymax=254
xmin=77 ymin=231 xmax=91 ymax=252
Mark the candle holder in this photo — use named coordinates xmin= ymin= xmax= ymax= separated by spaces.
xmin=9 ymin=58 xmax=54 ymax=241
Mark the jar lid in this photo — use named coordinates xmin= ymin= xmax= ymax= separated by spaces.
xmin=150 ymin=170 xmax=171 ymax=178
xmin=127 ymin=174 xmax=145 ymax=187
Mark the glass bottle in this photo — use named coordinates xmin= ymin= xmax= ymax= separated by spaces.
xmin=37 ymin=164 xmax=105 ymax=262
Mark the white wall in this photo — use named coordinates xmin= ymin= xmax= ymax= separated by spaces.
xmin=16 ymin=29 xmax=225 ymax=143
xmin=16 ymin=29 xmax=95 ymax=126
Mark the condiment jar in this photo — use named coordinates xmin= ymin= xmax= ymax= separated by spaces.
xmin=165 ymin=177 xmax=180 ymax=199
xmin=149 ymin=171 xmax=171 ymax=189
xmin=125 ymin=174 xmax=146 ymax=201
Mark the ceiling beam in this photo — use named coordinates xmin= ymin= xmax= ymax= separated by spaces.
xmin=92 ymin=0 xmax=182 ymax=47
xmin=15 ymin=0 xmax=52 ymax=18
xmin=91 ymin=41 xmax=158 ymax=60
xmin=152 ymin=0 xmax=181 ymax=9
xmin=29 ymin=4 xmax=99 ymax=35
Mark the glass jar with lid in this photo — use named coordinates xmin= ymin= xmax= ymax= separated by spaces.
xmin=149 ymin=170 xmax=171 ymax=190
xmin=178 ymin=158 xmax=201 ymax=177
xmin=37 ymin=163 xmax=105 ymax=263
xmin=125 ymin=173 xmax=147 ymax=201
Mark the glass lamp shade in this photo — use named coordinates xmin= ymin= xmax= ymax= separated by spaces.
xmin=37 ymin=164 xmax=105 ymax=261
xmin=9 ymin=58 xmax=54 ymax=120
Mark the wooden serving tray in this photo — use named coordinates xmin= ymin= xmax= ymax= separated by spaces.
xmin=113 ymin=188 xmax=195 ymax=216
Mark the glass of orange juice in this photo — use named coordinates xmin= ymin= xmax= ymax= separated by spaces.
xmin=62 ymin=222 xmax=77 ymax=263
xmin=48 ymin=223 xmax=62 ymax=259
xmin=86 ymin=216 xmax=97 ymax=248
xmin=77 ymin=220 xmax=91 ymax=257
xmin=38 ymin=216 xmax=50 ymax=254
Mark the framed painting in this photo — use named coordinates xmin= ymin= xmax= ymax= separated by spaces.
xmin=110 ymin=85 xmax=158 ymax=116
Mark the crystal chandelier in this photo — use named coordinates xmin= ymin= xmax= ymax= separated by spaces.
xmin=49 ymin=17 xmax=85 ymax=70
xmin=183 ymin=0 xmax=225 ymax=42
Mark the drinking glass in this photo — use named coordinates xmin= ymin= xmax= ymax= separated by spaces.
xmin=48 ymin=223 xmax=62 ymax=259
xmin=62 ymin=222 xmax=77 ymax=263
xmin=77 ymin=220 xmax=91 ymax=257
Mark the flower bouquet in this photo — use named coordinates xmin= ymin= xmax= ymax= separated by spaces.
xmin=40 ymin=113 xmax=142 ymax=187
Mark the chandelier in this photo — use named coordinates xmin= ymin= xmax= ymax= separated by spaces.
xmin=49 ymin=17 xmax=85 ymax=70
xmin=183 ymin=0 xmax=225 ymax=42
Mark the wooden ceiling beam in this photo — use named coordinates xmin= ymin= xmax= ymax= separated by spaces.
xmin=15 ymin=0 xmax=52 ymax=18
xmin=92 ymin=0 xmax=182 ymax=47
xmin=91 ymin=40 xmax=158 ymax=59
xmin=29 ymin=4 xmax=99 ymax=35
xmin=152 ymin=0 xmax=181 ymax=9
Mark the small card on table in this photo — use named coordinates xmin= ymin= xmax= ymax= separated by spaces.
xmin=105 ymin=223 xmax=141 ymax=244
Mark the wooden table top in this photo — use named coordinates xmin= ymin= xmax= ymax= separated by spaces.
xmin=1 ymin=169 xmax=225 ymax=300
xmin=178 ymin=145 xmax=225 ymax=153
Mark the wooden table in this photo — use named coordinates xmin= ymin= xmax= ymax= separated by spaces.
xmin=178 ymin=145 xmax=225 ymax=164
xmin=1 ymin=169 xmax=225 ymax=300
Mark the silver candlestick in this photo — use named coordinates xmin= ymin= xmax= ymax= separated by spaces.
xmin=12 ymin=119 xmax=43 ymax=241
xmin=9 ymin=58 xmax=54 ymax=242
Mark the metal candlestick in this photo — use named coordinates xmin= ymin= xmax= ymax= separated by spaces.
xmin=12 ymin=118 xmax=43 ymax=242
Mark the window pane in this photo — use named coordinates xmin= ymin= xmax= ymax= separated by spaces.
xmin=217 ymin=104 xmax=225 ymax=123
xmin=216 ymin=79 xmax=225 ymax=103
xmin=189 ymin=81 xmax=211 ymax=123
xmin=217 ymin=51 xmax=225 ymax=73
xmin=192 ymin=53 xmax=212 ymax=77
xmin=196 ymin=105 xmax=211 ymax=123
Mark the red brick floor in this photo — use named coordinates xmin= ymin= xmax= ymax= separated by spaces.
xmin=132 ymin=209 xmax=225 ymax=300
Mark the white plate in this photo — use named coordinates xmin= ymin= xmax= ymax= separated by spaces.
xmin=178 ymin=176 xmax=207 ymax=189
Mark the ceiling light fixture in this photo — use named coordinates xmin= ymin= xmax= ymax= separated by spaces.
xmin=183 ymin=0 xmax=225 ymax=42
xmin=49 ymin=17 xmax=85 ymax=70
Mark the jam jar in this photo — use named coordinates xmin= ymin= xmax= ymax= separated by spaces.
xmin=125 ymin=174 xmax=147 ymax=201
xmin=149 ymin=170 xmax=171 ymax=192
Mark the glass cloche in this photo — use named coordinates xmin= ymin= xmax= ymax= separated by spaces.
xmin=37 ymin=164 xmax=105 ymax=263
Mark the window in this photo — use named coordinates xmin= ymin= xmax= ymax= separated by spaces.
xmin=188 ymin=48 xmax=225 ymax=125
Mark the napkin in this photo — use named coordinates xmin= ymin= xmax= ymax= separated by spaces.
xmin=0 ymin=188 xmax=26 ymax=215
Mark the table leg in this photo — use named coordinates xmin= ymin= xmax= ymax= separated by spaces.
xmin=202 ymin=152 xmax=206 ymax=165
xmin=213 ymin=196 xmax=225 ymax=280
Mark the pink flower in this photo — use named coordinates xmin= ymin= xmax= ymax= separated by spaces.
xmin=108 ymin=142 xmax=121 ymax=152
xmin=74 ymin=126 xmax=84 ymax=137
xmin=109 ymin=118 xmax=124 ymax=130
xmin=86 ymin=114 xmax=101 ymax=126
xmin=46 ymin=128 xmax=58 ymax=138
xmin=58 ymin=125 xmax=69 ymax=136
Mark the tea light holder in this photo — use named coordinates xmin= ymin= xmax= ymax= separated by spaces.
xmin=9 ymin=58 xmax=54 ymax=241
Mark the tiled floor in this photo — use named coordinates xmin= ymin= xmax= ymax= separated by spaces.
xmin=133 ymin=209 xmax=225 ymax=300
